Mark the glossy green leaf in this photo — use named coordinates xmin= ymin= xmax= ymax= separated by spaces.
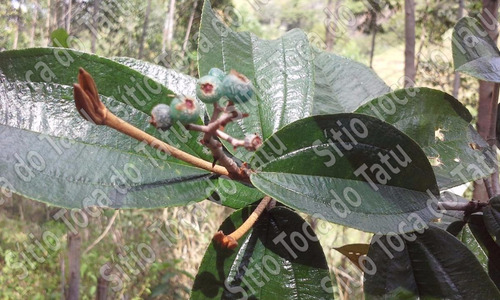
xmin=191 ymin=206 xmax=333 ymax=299
xmin=457 ymin=222 xmax=489 ymax=273
xmin=210 ymin=178 xmax=265 ymax=209
xmin=198 ymin=0 xmax=314 ymax=158
xmin=112 ymin=57 xmax=197 ymax=104
xmin=250 ymin=113 xmax=439 ymax=234
xmin=364 ymin=226 xmax=500 ymax=299
xmin=0 ymin=48 xmax=215 ymax=208
xmin=484 ymin=196 xmax=500 ymax=246
xmin=467 ymin=214 xmax=500 ymax=289
xmin=313 ymin=51 xmax=390 ymax=115
xmin=357 ymin=88 xmax=494 ymax=189
xmin=452 ymin=17 xmax=500 ymax=82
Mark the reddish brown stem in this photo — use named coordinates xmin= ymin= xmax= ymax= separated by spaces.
xmin=213 ymin=196 xmax=272 ymax=250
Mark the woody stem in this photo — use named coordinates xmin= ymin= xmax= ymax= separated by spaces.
xmin=213 ymin=196 xmax=272 ymax=250
xmin=103 ymin=112 xmax=230 ymax=176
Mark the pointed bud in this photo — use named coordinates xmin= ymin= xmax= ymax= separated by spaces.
xmin=73 ymin=68 xmax=108 ymax=125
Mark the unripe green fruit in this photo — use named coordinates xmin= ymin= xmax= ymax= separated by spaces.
xmin=222 ymin=70 xmax=254 ymax=104
xmin=170 ymin=95 xmax=200 ymax=124
xmin=196 ymin=75 xmax=223 ymax=104
xmin=208 ymin=67 xmax=226 ymax=81
xmin=150 ymin=104 xmax=173 ymax=130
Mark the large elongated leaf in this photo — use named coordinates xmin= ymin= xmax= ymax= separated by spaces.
xmin=0 ymin=48 xmax=216 ymax=208
xmin=364 ymin=226 xmax=500 ymax=299
xmin=356 ymin=88 xmax=495 ymax=189
xmin=250 ymin=113 xmax=439 ymax=234
xmin=191 ymin=206 xmax=333 ymax=299
xmin=313 ymin=52 xmax=390 ymax=115
xmin=452 ymin=17 xmax=500 ymax=82
xmin=198 ymin=0 xmax=314 ymax=156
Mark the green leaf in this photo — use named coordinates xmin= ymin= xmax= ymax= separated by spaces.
xmin=467 ymin=214 xmax=500 ymax=289
xmin=364 ymin=226 xmax=500 ymax=299
xmin=0 ymin=125 xmax=215 ymax=208
xmin=191 ymin=206 xmax=333 ymax=299
xmin=457 ymin=222 xmax=489 ymax=273
xmin=0 ymin=48 xmax=215 ymax=208
xmin=484 ymin=196 xmax=500 ymax=246
xmin=210 ymin=178 xmax=265 ymax=209
xmin=452 ymin=17 xmax=500 ymax=82
xmin=250 ymin=113 xmax=439 ymax=234
xmin=356 ymin=87 xmax=495 ymax=189
xmin=198 ymin=0 xmax=314 ymax=157
xmin=313 ymin=51 xmax=390 ymax=115
xmin=50 ymin=28 xmax=70 ymax=48
xmin=112 ymin=57 xmax=197 ymax=104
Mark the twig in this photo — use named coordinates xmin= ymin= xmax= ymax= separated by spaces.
xmin=216 ymin=130 xmax=245 ymax=148
xmin=83 ymin=210 xmax=119 ymax=255
xmin=438 ymin=200 xmax=487 ymax=213
xmin=198 ymin=103 xmax=250 ymax=180
xmin=213 ymin=196 xmax=272 ymax=250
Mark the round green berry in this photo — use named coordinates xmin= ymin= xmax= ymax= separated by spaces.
xmin=169 ymin=95 xmax=200 ymax=124
xmin=222 ymin=70 xmax=254 ymax=104
xmin=208 ymin=67 xmax=226 ymax=81
xmin=150 ymin=104 xmax=173 ymax=131
xmin=196 ymin=75 xmax=223 ymax=104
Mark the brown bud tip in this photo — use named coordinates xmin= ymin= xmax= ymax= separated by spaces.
xmin=212 ymin=231 xmax=238 ymax=250
xmin=244 ymin=134 xmax=263 ymax=151
xmin=73 ymin=68 xmax=108 ymax=125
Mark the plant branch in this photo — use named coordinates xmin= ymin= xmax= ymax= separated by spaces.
xmin=213 ymin=196 xmax=272 ymax=250
xmin=190 ymin=103 xmax=252 ymax=180
xmin=438 ymin=200 xmax=488 ymax=213
xmin=73 ymin=68 xmax=230 ymax=177
xmin=83 ymin=210 xmax=119 ymax=255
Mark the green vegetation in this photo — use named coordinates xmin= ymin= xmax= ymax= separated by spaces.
xmin=1 ymin=1 xmax=500 ymax=299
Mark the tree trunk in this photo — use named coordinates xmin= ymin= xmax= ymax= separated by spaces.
xmin=369 ymin=11 xmax=377 ymax=69
xmin=66 ymin=0 xmax=72 ymax=33
xmin=45 ymin=0 xmax=51 ymax=46
xmin=474 ymin=0 xmax=500 ymax=202
xmin=452 ymin=0 xmax=465 ymax=98
xmin=404 ymin=0 xmax=416 ymax=87
xmin=162 ymin=0 xmax=176 ymax=52
xmin=181 ymin=0 xmax=199 ymax=56
xmin=96 ymin=263 xmax=111 ymax=300
xmin=60 ymin=252 xmax=66 ymax=300
xmin=53 ymin=0 xmax=59 ymax=32
xmin=325 ymin=0 xmax=335 ymax=51
xmin=138 ymin=0 xmax=153 ymax=59
xmin=91 ymin=0 xmax=100 ymax=53
xmin=13 ymin=2 xmax=22 ymax=49
xmin=66 ymin=232 xmax=81 ymax=300
xmin=30 ymin=0 xmax=39 ymax=47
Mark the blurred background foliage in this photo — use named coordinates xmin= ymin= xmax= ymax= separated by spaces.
xmin=0 ymin=0 xmax=489 ymax=298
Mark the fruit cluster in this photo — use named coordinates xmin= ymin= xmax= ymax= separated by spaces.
xmin=150 ymin=68 xmax=254 ymax=131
